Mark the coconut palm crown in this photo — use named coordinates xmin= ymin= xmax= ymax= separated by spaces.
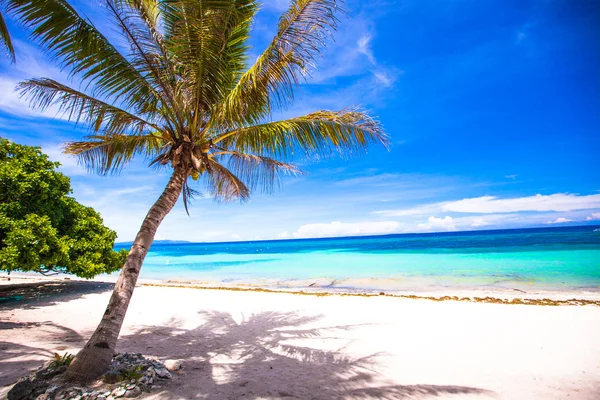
xmin=8 ymin=0 xmax=387 ymax=204
xmin=5 ymin=0 xmax=388 ymax=381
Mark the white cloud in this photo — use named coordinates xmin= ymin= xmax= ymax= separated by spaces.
xmin=417 ymin=216 xmax=457 ymax=231
xmin=470 ymin=218 xmax=490 ymax=227
xmin=544 ymin=217 xmax=573 ymax=224
xmin=357 ymin=35 xmax=376 ymax=64
xmin=444 ymin=194 xmax=600 ymax=214
xmin=285 ymin=220 xmax=401 ymax=239
xmin=586 ymin=213 xmax=600 ymax=221
xmin=0 ymin=40 xmax=66 ymax=119
xmin=373 ymin=70 xmax=396 ymax=87
xmin=375 ymin=193 xmax=600 ymax=216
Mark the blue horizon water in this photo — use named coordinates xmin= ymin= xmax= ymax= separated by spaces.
xmin=116 ymin=226 xmax=600 ymax=291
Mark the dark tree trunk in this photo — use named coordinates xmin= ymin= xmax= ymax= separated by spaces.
xmin=66 ymin=166 xmax=188 ymax=382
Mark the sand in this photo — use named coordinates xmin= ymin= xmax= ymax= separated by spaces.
xmin=1 ymin=278 xmax=599 ymax=399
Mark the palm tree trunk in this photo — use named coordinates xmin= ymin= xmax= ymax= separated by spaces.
xmin=66 ymin=166 xmax=188 ymax=382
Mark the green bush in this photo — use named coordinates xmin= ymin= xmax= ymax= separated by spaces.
xmin=0 ymin=138 xmax=127 ymax=277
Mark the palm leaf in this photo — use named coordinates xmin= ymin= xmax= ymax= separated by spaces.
xmin=104 ymin=0 xmax=180 ymax=123
xmin=65 ymin=133 xmax=166 ymax=175
xmin=18 ymin=78 xmax=160 ymax=134
xmin=213 ymin=0 xmax=342 ymax=128
xmin=204 ymin=159 xmax=250 ymax=202
xmin=161 ymin=0 xmax=257 ymax=131
xmin=0 ymin=11 xmax=15 ymax=62
xmin=212 ymin=109 xmax=388 ymax=160
xmin=212 ymin=150 xmax=302 ymax=194
xmin=5 ymin=0 xmax=162 ymax=116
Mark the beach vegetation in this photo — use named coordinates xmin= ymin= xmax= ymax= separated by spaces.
xmin=49 ymin=352 xmax=74 ymax=370
xmin=119 ymin=366 xmax=144 ymax=382
xmin=5 ymin=0 xmax=389 ymax=381
xmin=0 ymin=138 xmax=128 ymax=278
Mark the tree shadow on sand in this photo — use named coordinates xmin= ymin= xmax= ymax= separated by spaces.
xmin=119 ymin=311 xmax=494 ymax=399
xmin=0 ymin=281 xmax=113 ymax=310
xmin=0 ymin=321 xmax=84 ymax=387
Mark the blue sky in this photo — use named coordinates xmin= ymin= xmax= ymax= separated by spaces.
xmin=1 ymin=0 xmax=599 ymax=242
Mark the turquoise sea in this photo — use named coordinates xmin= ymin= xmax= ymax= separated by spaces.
xmin=117 ymin=226 xmax=600 ymax=292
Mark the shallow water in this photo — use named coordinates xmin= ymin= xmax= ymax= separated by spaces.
xmin=116 ymin=226 xmax=600 ymax=291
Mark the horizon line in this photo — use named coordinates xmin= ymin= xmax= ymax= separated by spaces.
xmin=115 ymin=223 xmax=600 ymax=246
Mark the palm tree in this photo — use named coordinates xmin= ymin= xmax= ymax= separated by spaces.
xmin=0 ymin=9 xmax=15 ymax=61
xmin=6 ymin=0 xmax=388 ymax=381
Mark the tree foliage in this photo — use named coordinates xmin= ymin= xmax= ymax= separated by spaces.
xmin=0 ymin=138 xmax=127 ymax=278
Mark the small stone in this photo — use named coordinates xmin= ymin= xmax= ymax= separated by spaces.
xmin=125 ymin=384 xmax=136 ymax=390
xmin=46 ymin=386 xmax=61 ymax=395
xmin=7 ymin=377 xmax=49 ymax=400
xmin=164 ymin=360 xmax=182 ymax=371
xmin=124 ymin=387 xmax=142 ymax=398
xmin=155 ymin=368 xmax=172 ymax=379
xmin=112 ymin=387 xmax=126 ymax=398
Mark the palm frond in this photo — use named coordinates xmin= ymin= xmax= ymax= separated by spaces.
xmin=212 ymin=108 xmax=388 ymax=160
xmin=105 ymin=0 xmax=181 ymax=124
xmin=18 ymin=78 xmax=160 ymax=135
xmin=213 ymin=0 xmax=342 ymax=128
xmin=0 ymin=11 xmax=15 ymax=62
xmin=4 ymin=0 xmax=162 ymax=116
xmin=64 ymin=133 xmax=166 ymax=175
xmin=204 ymin=159 xmax=250 ymax=202
xmin=181 ymin=179 xmax=201 ymax=216
xmin=161 ymin=0 xmax=257 ymax=129
xmin=212 ymin=150 xmax=302 ymax=194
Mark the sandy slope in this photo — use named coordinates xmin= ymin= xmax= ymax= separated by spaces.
xmin=1 ymin=280 xmax=599 ymax=399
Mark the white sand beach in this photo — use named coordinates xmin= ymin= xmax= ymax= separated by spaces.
xmin=1 ymin=278 xmax=599 ymax=400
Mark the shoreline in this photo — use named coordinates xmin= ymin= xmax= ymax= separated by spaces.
xmin=3 ymin=273 xmax=600 ymax=305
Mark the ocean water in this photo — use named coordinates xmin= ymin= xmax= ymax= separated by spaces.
xmin=116 ymin=226 xmax=600 ymax=292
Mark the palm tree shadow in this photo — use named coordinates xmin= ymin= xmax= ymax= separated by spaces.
xmin=0 ymin=321 xmax=84 ymax=387
xmin=119 ymin=311 xmax=494 ymax=399
xmin=0 ymin=281 xmax=113 ymax=310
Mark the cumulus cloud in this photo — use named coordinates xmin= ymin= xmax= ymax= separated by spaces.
xmin=586 ymin=213 xmax=600 ymax=221
xmin=282 ymin=220 xmax=401 ymax=239
xmin=375 ymin=193 xmax=600 ymax=216
xmin=544 ymin=217 xmax=573 ymax=224
xmin=417 ymin=216 xmax=457 ymax=231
